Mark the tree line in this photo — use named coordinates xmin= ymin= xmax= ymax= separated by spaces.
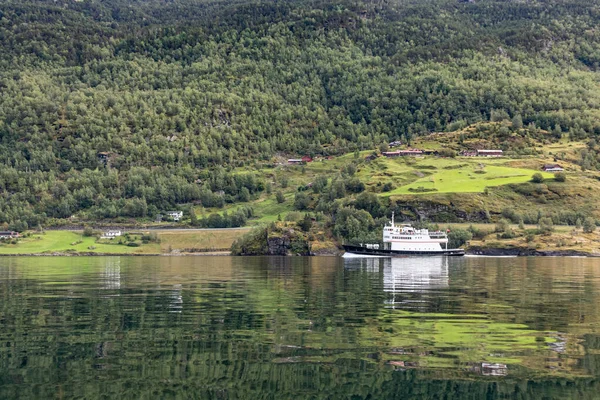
xmin=3 ymin=0 xmax=600 ymax=227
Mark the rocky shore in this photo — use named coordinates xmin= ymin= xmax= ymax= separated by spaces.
xmin=466 ymin=247 xmax=600 ymax=257
xmin=2 ymin=247 xmax=596 ymax=258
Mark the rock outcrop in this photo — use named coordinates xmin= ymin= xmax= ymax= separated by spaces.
xmin=467 ymin=246 xmax=600 ymax=257
xmin=232 ymin=223 xmax=337 ymax=256
xmin=267 ymin=236 xmax=292 ymax=255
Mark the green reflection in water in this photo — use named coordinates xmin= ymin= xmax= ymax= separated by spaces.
xmin=0 ymin=256 xmax=599 ymax=399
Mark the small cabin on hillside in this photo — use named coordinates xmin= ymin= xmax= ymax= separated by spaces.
xmin=476 ymin=149 xmax=503 ymax=157
xmin=0 ymin=231 xmax=20 ymax=239
xmin=542 ymin=164 xmax=564 ymax=172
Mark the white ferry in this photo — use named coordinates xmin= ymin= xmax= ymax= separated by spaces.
xmin=343 ymin=213 xmax=465 ymax=256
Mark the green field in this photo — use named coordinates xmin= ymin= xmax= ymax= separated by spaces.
xmin=248 ymin=197 xmax=294 ymax=223
xmin=388 ymin=165 xmax=555 ymax=195
xmin=199 ymin=193 xmax=295 ymax=224
xmin=0 ymin=231 xmax=160 ymax=255
xmin=349 ymin=155 xmax=557 ymax=196
xmin=0 ymin=229 xmax=255 ymax=255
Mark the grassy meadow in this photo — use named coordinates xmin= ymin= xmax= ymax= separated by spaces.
xmin=388 ymin=165 xmax=554 ymax=195
xmin=194 ymin=148 xmax=572 ymax=224
xmin=0 ymin=231 xmax=159 ymax=255
xmin=0 ymin=229 xmax=251 ymax=255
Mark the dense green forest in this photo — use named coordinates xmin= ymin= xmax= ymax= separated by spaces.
xmin=2 ymin=0 xmax=600 ymax=229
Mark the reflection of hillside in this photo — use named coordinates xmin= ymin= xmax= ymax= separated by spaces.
xmin=139 ymin=256 xmax=235 ymax=284
xmin=4 ymin=255 xmax=600 ymax=398
xmin=452 ymin=257 xmax=600 ymax=332
xmin=3 ymin=343 xmax=599 ymax=400
xmin=0 ymin=256 xmax=238 ymax=285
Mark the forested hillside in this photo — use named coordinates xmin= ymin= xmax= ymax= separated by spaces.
xmin=2 ymin=0 xmax=600 ymax=229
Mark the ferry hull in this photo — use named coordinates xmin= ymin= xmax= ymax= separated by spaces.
xmin=343 ymin=245 xmax=465 ymax=257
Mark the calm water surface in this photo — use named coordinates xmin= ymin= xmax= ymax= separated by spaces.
xmin=1 ymin=256 xmax=600 ymax=399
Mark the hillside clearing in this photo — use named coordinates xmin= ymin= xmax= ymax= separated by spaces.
xmin=388 ymin=165 xmax=555 ymax=195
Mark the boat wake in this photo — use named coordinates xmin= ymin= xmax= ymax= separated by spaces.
xmin=342 ymin=252 xmax=389 ymax=259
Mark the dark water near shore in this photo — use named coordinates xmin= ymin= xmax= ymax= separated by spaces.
xmin=1 ymin=256 xmax=600 ymax=399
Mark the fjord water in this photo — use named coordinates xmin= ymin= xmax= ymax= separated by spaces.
xmin=1 ymin=257 xmax=600 ymax=399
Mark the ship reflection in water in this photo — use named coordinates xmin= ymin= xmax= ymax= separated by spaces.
xmin=343 ymin=256 xmax=449 ymax=310
xmin=382 ymin=256 xmax=449 ymax=293
xmin=343 ymin=256 xmax=510 ymax=377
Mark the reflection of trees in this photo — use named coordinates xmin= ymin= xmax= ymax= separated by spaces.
xmin=345 ymin=256 xmax=600 ymax=378
xmin=2 ymin=355 xmax=600 ymax=399
xmin=580 ymin=334 xmax=600 ymax=376
xmin=2 ymin=256 xmax=600 ymax=398
xmin=446 ymin=257 xmax=600 ymax=333
xmin=241 ymin=256 xmax=388 ymax=349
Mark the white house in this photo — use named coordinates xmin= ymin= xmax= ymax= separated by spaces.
xmin=542 ymin=164 xmax=564 ymax=172
xmin=102 ymin=230 xmax=122 ymax=239
xmin=0 ymin=231 xmax=20 ymax=239
xmin=166 ymin=211 xmax=183 ymax=221
xmin=476 ymin=149 xmax=503 ymax=157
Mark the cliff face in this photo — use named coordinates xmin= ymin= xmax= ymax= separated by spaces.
xmin=267 ymin=236 xmax=291 ymax=256
xmin=267 ymin=235 xmax=310 ymax=256
xmin=396 ymin=199 xmax=489 ymax=223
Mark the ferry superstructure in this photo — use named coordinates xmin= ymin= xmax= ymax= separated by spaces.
xmin=342 ymin=213 xmax=465 ymax=256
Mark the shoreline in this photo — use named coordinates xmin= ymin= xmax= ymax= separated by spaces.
xmin=0 ymin=251 xmax=232 ymax=257
xmin=1 ymin=248 xmax=599 ymax=257
xmin=466 ymin=247 xmax=600 ymax=257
